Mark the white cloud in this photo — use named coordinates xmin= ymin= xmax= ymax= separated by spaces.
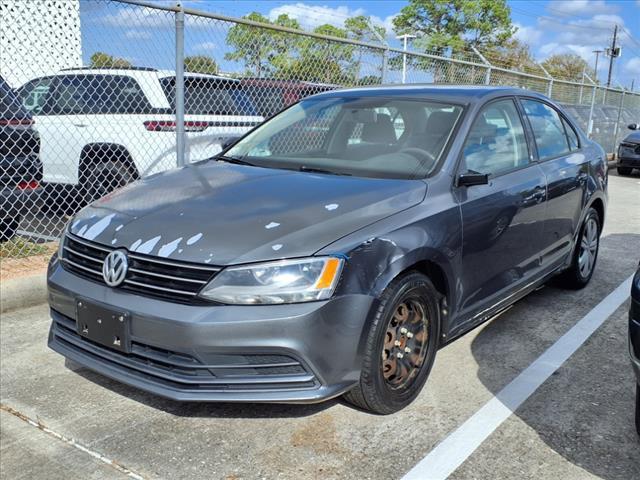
xmin=513 ymin=22 xmax=543 ymax=46
xmin=124 ymin=30 xmax=152 ymax=40
xmin=624 ymin=57 xmax=640 ymax=75
xmin=545 ymin=0 xmax=614 ymax=16
xmin=267 ymin=3 xmax=366 ymax=31
xmin=101 ymin=8 xmax=172 ymax=28
xmin=194 ymin=41 xmax=217 ymax=52
xmin=266 ymin=3 xmax=394 ymax=40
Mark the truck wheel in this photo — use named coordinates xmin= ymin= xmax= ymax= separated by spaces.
xmin=617 ymin=166 xmax=632 ymax=176
xmin=82 ymin=160 xmax=135 ymax=205
xmin=556 ymin=207 xmax=600 ymax=289
xmin=343 ymin=271 xmax=441 ymax=414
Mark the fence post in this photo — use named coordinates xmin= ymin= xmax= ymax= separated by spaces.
xmin=175 ymin=2 xmax=186 ymax=167
xmin=381 ymin=48 xmax=388 ymax=84
xmin=612 ymin=90 xmax=625 ymax=158
xmin=539 ymin=64 xmax=553 ymax=98
xmin=470 ymin=45 xmax=491 ymax=85
xmin=588 ymin=85 xmax=597 ymax=138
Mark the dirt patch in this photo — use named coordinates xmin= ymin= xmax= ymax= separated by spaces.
xmin=290 ymin=412 xmax=344 ymax=456
xmin=0 ymin=242 xmax=56 ymax=282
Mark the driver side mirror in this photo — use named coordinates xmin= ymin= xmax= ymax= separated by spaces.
xmin=628 ymin=123 xmax=640 ymax=131
xmin=457 ymin=171 xmax=489 ymax=187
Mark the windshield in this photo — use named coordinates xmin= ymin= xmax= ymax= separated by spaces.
xmin=226 ymin=96 xmax=464 ymax=179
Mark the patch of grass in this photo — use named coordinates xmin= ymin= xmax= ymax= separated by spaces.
xmin=0 ymin=238 xmax=57 ymax=259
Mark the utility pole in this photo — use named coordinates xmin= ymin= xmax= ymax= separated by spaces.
xmin=396 ymin=33 xmax=416 ymax=84
xmin=592 ymin=49 xmax=603 ymax=84
xmin=606 ymin=24 xmax=618 ymax=87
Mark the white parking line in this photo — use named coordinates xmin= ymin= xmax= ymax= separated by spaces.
xmin=402 ymin=274 xmax=634 ymax=480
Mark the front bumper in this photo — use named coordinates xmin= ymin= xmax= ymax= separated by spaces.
xmin=47 ymin=259 xmax=375 ymax=403
xmin=617 ymin=147 xmax=640 ymax=168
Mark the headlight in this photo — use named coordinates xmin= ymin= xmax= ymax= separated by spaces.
xmin=57 ymin=222 xmax=69 ymax=259
xmin=199 ymin=257 xmax=344 ymax=305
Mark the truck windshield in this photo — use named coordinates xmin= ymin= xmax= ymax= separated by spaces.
xmin=226 ymin=96 xmax=463 ymax=179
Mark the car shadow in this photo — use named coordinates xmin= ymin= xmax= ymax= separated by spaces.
xmin=470 ymin=232 xmax=640 ymax=480
xmin=68 ymin=363 xmax=337 ymax=419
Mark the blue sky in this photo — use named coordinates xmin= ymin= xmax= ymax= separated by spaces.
xmin=80 ymin=0 xmax=640 ymax=87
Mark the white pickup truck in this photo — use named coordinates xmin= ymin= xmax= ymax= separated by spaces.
xmin=16 ymin=67 xmax=262 ymax=202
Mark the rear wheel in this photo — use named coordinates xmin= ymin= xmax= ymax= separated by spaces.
xmin=556 ymin=207 xmax=600 ymax=289
xmin=617 ymin=166 xmax=632 ymax=176
xmin=343 ymin=271 xmax=441 ymax=414
xmin=81 ymin=160 xmax=135 ymax=205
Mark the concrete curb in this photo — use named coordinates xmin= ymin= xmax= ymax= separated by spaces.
xmin=1 ymin=273 xmax=47 ymax=314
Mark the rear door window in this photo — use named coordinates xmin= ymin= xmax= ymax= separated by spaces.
xmin=46 ymin=75 xmax=153 ymax=115
xmin=161 ymin=77 xmax=256 ymax=116
xmin=16 ymin=77 xmax=53 ymax=115
xmin=521 ymin=99 xmax=571 ymax=160
xmin=562 ymin=117 xmax=580 ymax=151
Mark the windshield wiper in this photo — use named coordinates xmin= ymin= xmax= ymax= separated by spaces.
xmin=216 ymin=155 xmax=255 ymax=167
xmin=299 ymin=165 xmax=351 ymax=176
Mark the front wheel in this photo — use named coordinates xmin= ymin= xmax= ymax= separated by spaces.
xmin=617 ymin=166 xmax=632 ymax=176
xmin=556 ymin=207 xmax=600 ymax=289
xmin=343 ymin=272 xmax=441 ymax=414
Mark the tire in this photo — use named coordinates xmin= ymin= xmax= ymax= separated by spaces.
xmin=556 ymin=207 xmax=600 ymax=289
xmin=343 ymin=271 xmax=441 ymax=414
xmin=0 ymin=217 xmax=19 ymax=242
xmin=636 ymin=384 xmax=640 ymax=436
xmin=81 ymin=160 xmax=135 ymax=205
xmin=617 ymin=166 xmax=632 ymax=176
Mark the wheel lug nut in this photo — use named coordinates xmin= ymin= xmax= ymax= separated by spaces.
xmin=400 ymin=327 xmax=408 ymax=335
xmin=394 ymin=340 xmax=401 ymax=346
xmin=404 ymin=347 xmax=411 ymax=353
xmin=406 ymin=332 xmax=414 ymax=338
xmin=396 ymin=352 xmax=404 ymax=359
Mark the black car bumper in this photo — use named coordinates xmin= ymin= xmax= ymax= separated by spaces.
xmin=617 ymin=145 xmax=640 ymax=167
xmin=47 ymin=258 xmax=375 ymax=403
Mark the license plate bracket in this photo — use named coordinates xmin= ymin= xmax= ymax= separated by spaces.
xmin=76 ymin=299 xmax=130 ymax=353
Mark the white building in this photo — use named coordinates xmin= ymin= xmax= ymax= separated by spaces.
xmin=0 ymin=0 xmax=82 ymax=88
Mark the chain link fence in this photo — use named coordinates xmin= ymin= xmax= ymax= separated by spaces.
xmin=1 ymin=0 xmax=639 ymax=260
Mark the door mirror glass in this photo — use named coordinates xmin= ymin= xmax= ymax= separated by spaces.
xmin=628 ymin=123 xmax=640 ymax=131
xmin=457 ymin=171 xmax=489 ymax=187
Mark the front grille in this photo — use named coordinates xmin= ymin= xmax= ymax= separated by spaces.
xmin=51 ymin=311 xmax=317 ymax=392
xmin=620 ymin=142 xmax=640 ymax=154
xmin=61 ymin=233 xmax=220 ymax=302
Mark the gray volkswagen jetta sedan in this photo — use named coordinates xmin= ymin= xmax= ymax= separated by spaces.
xmin=48 ymin=86 xmax=607 ymax=414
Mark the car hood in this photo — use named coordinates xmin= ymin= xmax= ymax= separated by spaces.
xmin=623 ymin=132 xmax=640 ymax=144
xmin=69 ymin=162 xmax=427 ymax=265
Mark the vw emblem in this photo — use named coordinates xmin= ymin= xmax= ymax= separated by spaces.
xmin=102 ymin=250 xmax=128 ymax=287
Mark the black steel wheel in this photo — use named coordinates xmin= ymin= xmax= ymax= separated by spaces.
xmin=343 ymin=271 xmax=441 ymax=414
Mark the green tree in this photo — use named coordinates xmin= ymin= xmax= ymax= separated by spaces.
xmin=392 ymin=0 xmax=515 ymax=53
xmin=90 ymin=52 xmax=132 ymax=68
xmin=542 ymin=53 xmax=592 ymax=82
xmin=345 ymin=15 xmax=387 ymax=83
xmin=282 ymin=24 xmax=356 ymax=84
xmin=484 ymin=38 xmax=535 ymax=71
xmin=225 ymin=12 xmax=301 ymax=78
xmin=184 ymin=55 xmax=218 ymax=74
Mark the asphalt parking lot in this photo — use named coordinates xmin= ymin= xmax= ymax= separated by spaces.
xmin=1 ymin=170 xmax=639 ymax=480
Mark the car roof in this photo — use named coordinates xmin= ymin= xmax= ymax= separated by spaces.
xmin=307 ymin=84 xmax=549 ymax=104
xmin=53 ymin=67 xmax=237 ymax=82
